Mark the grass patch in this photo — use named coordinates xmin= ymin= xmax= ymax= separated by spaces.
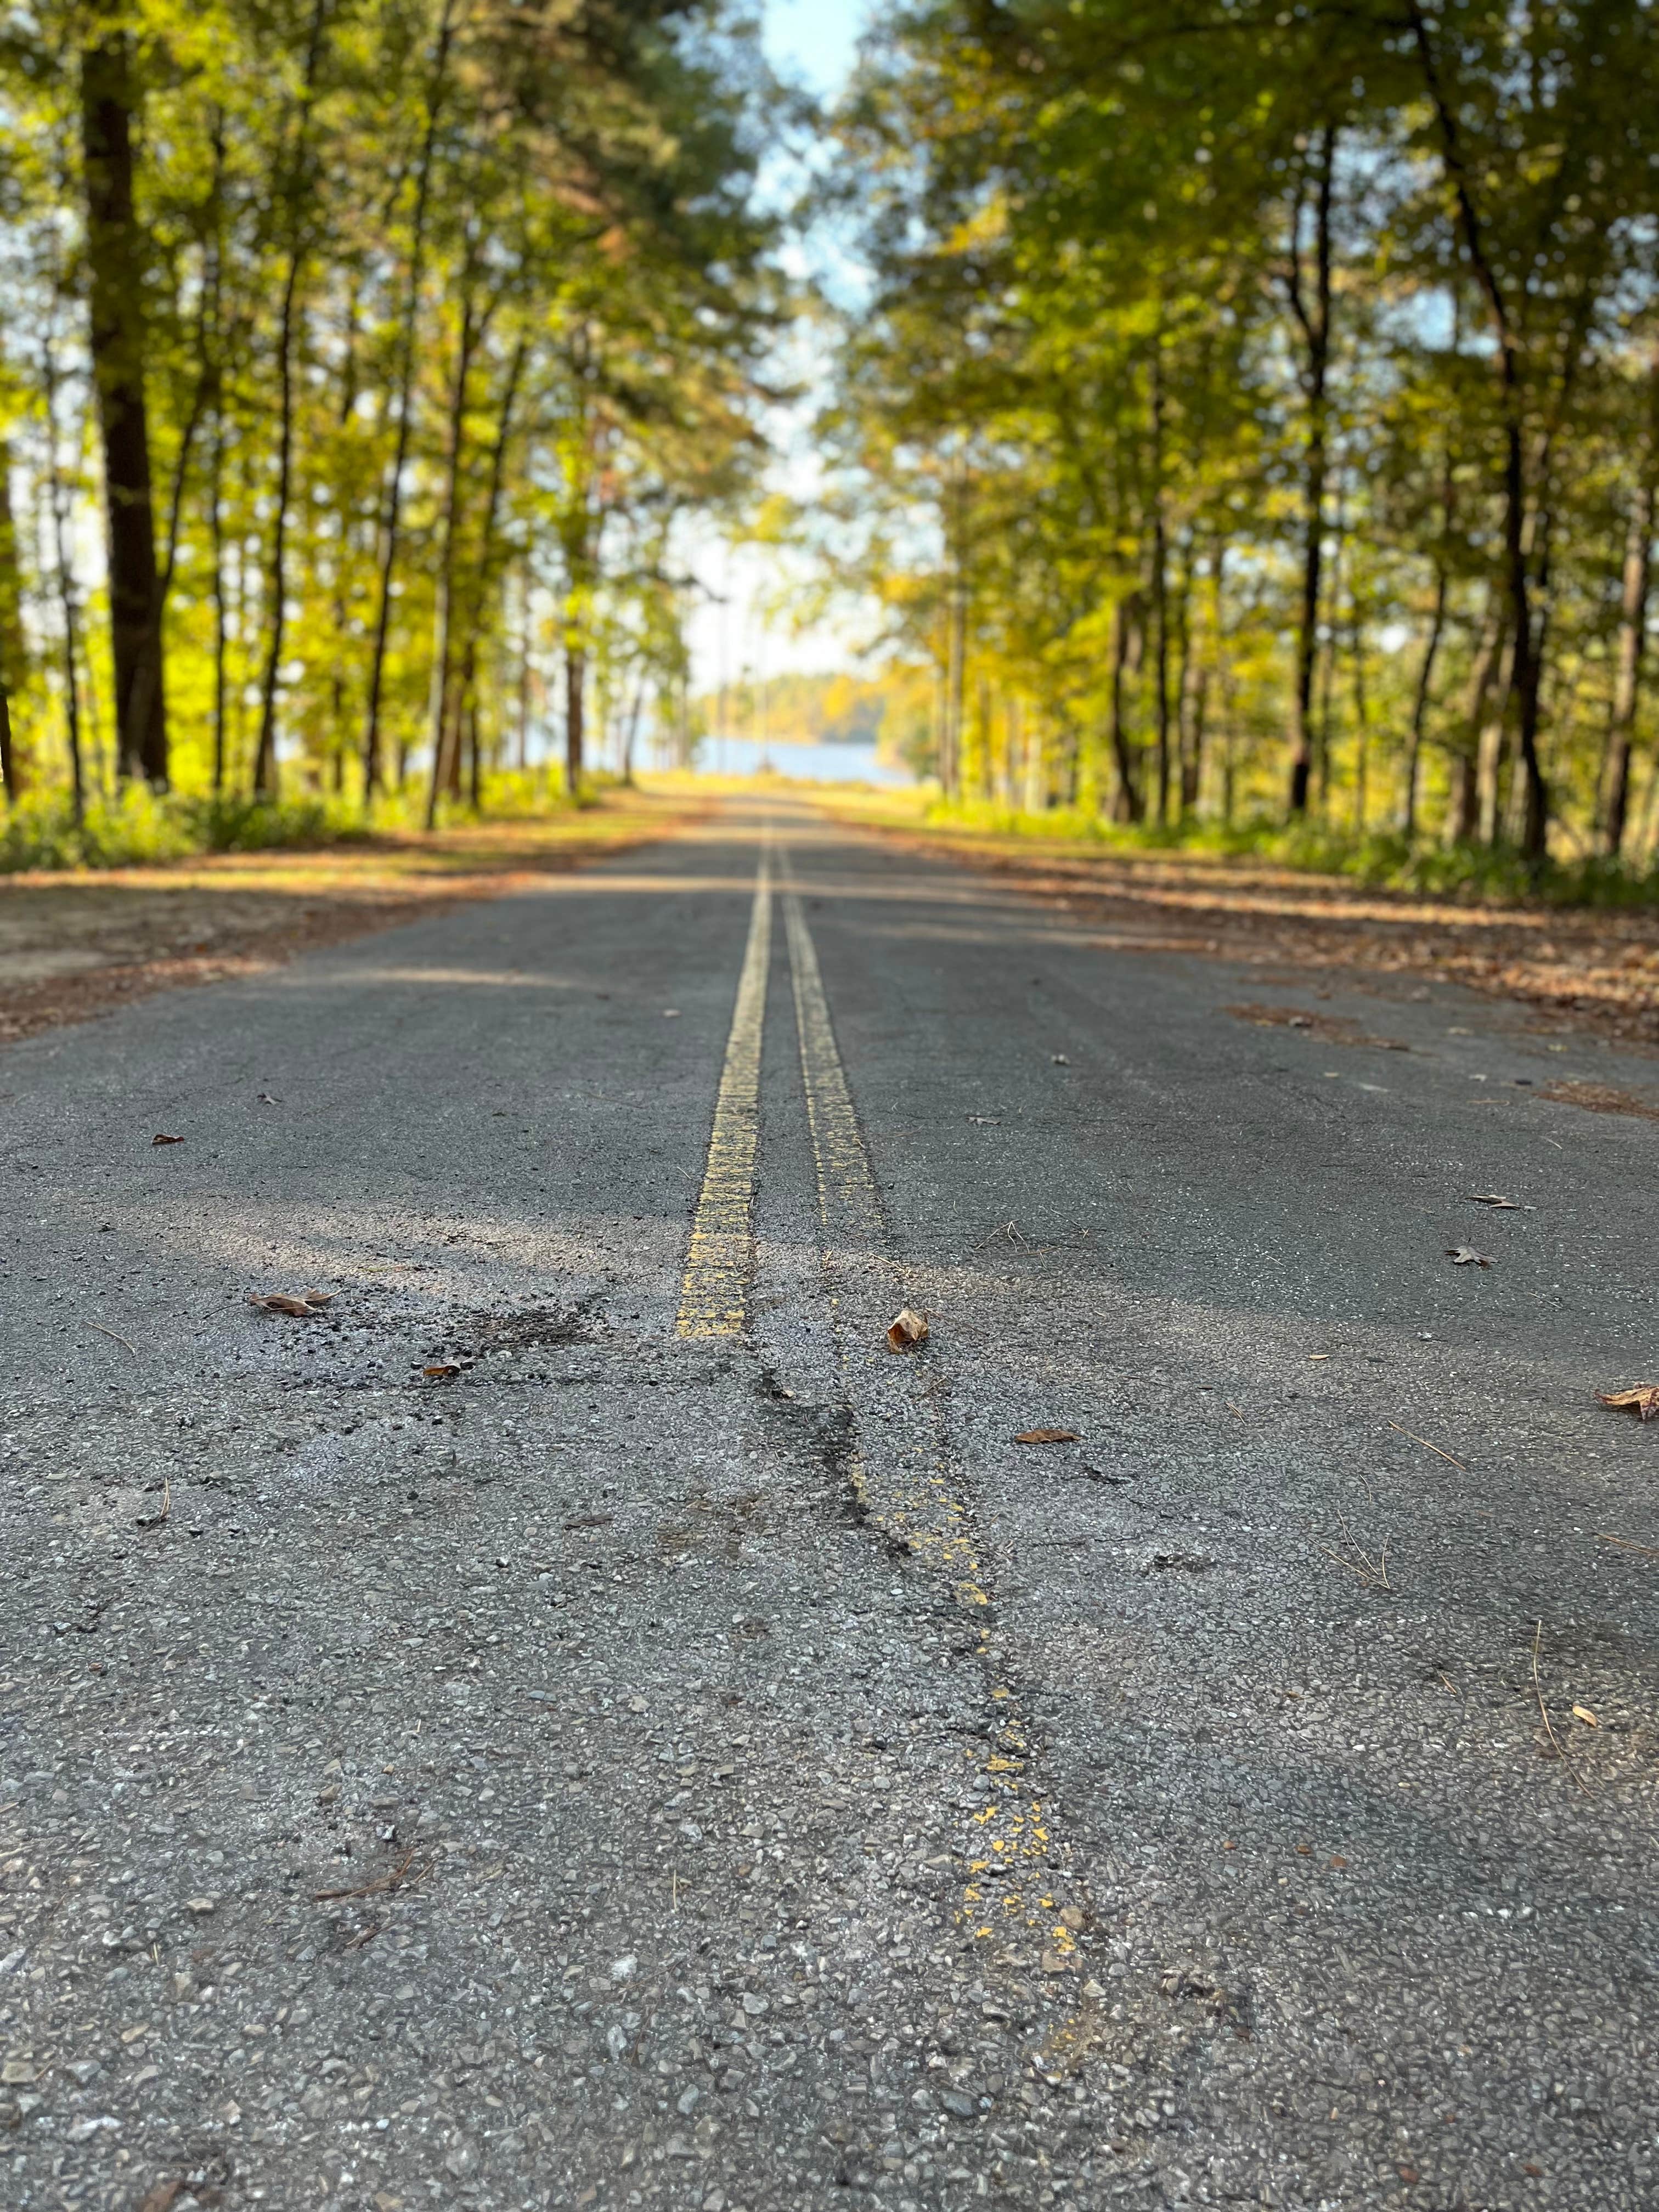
xmin=831 ymin=790 xmax=1659 ymax=910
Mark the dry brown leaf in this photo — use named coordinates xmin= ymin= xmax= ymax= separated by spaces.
xmin=248 ymin=1293 xmax=326 ymax=1317
xmin=1599 ymin=1384 xmax=1659 ymax=1422
xmin=300 ymin=1290 xmax=336 ymax=1307
xmin=1572 ymin=1705 xmax=1599 ymax=1727
xmin=1446 ymin=1247 xmax=1494 ymax=1267
xmin=886 ymin=1308 xmax=928 ymax=1352
xmin=1469 ymin=1193 xmax=1518 ymax=1208
xmin=151 ymin=1132 xmax=183 ymax=1146
xmin=137 ymin=2183 xmax=183 ymax=2212
xmin=422 ymin=1362 xmax=461 ymax=1379
xmin=1015 ymin=1427 xmax=1080 ymax=1444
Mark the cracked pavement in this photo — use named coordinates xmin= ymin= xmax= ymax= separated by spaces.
xmin=2 ymin=795 xmax=1657 ymax=2211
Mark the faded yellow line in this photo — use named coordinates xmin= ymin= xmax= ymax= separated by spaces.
xmin=781 ymin=863 xmax=1084 ymax=1975
xmin=676 ymin=845 xmax=772 ymax=1339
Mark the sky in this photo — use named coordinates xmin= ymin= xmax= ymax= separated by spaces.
xmin=681 ymin=0 xmax=873 ymax=704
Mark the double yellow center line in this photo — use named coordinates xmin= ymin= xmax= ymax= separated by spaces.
xmin=675 ymin=842 xmax=773 ymax=1339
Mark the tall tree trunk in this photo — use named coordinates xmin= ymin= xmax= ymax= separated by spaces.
xmin=1403 ymin=569 xmax=1447 ymax=839
xmin=1107 ymin=595 xmax=1143 ymax=821
xmin=81 ymin=22 xmax=167 ymax=785
xmin=447 ymin=329 xmax=527 ymax=799
xmin=42 ymin=334 xmax=86 ymax=823
xmin=1149 ymin=335 xmax=1171 ymax=826
xmin=1409 ymin=4 xmax=1547 ymax=862
xmin=362 ymin=0 xmax=459 ymax=799
xmin=1350 ymin=611 xmax=1372 ymax=835
xmin=425 ymin=286 xmax=481 ymax=829
xmin=0 ymin=430 xmax=25 ymax=804
xmin=1602 ymin=476 xmax=1654 ymax=858
xmin=565 ymin=637 xmax=585 ymax=797
xmin=254 ymin=0 xmax=330 ymax=799
xmin=1454 ymin=606 xmax=1503 ymax=842
xmin=1285 ymin=124 xmax=1335 ymax=816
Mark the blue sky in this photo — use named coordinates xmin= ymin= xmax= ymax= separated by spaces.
xmin=761 ymin=0 xmax=866 ymax=97
xmin=682 ymin=1 xmax=875 ymax=702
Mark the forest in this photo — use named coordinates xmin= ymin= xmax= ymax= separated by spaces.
xmin=0 ymin=0 xmax=776 ymax=843
xmin=827 ymin=0 xmax=1659 ymax=872
xmin=3 ymin=1 xmax=1659 ymax=882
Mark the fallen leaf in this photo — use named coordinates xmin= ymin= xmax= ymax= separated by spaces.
xmin=299 ymin=1289 xmax=336 ymax=1307
xmin=1599 ymin=1384 xmax=1659 ymax=1421
xmin=1398 ymin=2170 xmax=1419 ymax=2187
xmin=422 ymin=1363 xmax=461 ymax=1379
xmin=886 ymin=1308 xmax=928 ymax=1352
xmin=1469 ymin=1192 xmax=1519 ymax=1207
xmin=247 ymin=1293 xmax=328 ymax=1317
xmin=151 ymin=1133 xmax=183 ymax=1146
xmin=1014 ymin=1428 xmax=1079 ymax=1444
xmin=1522 ymin=2163 xmax=1544 ymax=2178
xmin=1571 ymin=1705 xmax=1598 ymax=1727
xmin=1446 ymin=1247 xmax=1494 ymax=1267
xmin=137 ymin=2184 xmax=183 ymax=2212
xmin=1328 ymin=1855 xmax=1348 ymax=1870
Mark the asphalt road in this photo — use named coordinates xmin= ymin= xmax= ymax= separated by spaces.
xmin=3 ymin=794 xmax=1657 ymax=2212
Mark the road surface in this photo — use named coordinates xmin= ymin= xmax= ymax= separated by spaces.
xmin=3 ymin=795 xmax=1657 ymax=2211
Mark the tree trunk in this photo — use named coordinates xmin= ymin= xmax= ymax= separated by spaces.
xmin=1602 ymin=477 xmax=1654 ymax=857
xmin=362 ymin=0 xmax=458 ymax=799
xmin=81 ymin=24 xmax=167 ymax=785
xmin=0 ymin=430 xmax=25 ymax=804
xmin=1107 ymin=596 xmax=1143 ymax=821
xmin=254 ymin=0 xmax=330 ymax=800
xmin=1403 ymin=569 xmax=1447 ymax=839
xmin=42 ymin=334 xmax=87 ymax=823
xmin=1409 ymin=4 xmax=1547 ymax=862
xmin=444 ymin=326 xmax=526 ymax=811
xmin=565 ymin=638 xmax=585 ymax=797
xmin=425 ymin=287 xmax=481 ymax=829
xmin=1456 ymin=607 xmax=1503 ymax=843
xmin=1285 ymin=125 xmax=1335 ymax=816
xmin=1149 ymin=334 xmax=1171 ymax=826
xmin=1350 ymin=612 xmax=1372 ymax=835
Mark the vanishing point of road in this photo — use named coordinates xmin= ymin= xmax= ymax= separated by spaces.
xmin=3 ymin=796 xmax=1657 ymax=2211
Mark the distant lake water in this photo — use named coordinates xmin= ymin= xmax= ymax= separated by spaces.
xmin=687 ymin=735 xmax=915 ymax=786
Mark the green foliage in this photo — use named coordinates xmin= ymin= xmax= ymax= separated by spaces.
xmin=825 ymin=0 xmax=1659 ymax=876
xmin=0 ymin=785 xmax=356 ymax=872
xmin=0 ymin=0 xmax=780 ymax=816
xmin=919 ymin=798 xmax=1659 ymax=910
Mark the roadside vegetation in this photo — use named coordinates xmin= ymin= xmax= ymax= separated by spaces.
xmin=825 ymin=0 xmax=1659 ymax=887
xmin=0 ymin=0 xmax=778 ymax=832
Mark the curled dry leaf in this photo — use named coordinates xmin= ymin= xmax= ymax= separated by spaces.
xmin=886 ymin=1307 xmax=928 ymax=1352
xmin=247 ymin=1292 xmax=329 ymax=1317
xmin=1015 ymin=1427 xmax=1080 ymax=1444
xmin=1572 ymin=1705 xmax=1599 ymax=1728
xmin=151 ymin=1132 xmax=184 ymax=1146
xmin=422 ymin=1363 xmax=462 ymax=1380
xmin=1446 ymin=1247 xmax=1494 ymax=1267
xmin=1599 ymin=1384 xmax=1659 ymax=1422
xmin=299 ymin=1290 xmax=336 ymax=1306
xmin=1469 ymin=1193 xmax=1519 ymax=1208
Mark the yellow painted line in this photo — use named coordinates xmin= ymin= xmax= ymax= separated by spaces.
xmin=676 ymin=844 xmax=772 ymax=1339
xmin=780 ymin=864 xmax=1085 ymax=1971
xmin=781 ymin=882 xmax=882 ymax=1248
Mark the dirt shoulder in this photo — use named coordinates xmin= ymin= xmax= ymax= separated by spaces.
xmin=0 ymin=787 xmax=701 ymax=1047
xmin=825 ymin=794 xmax=1659 ymax=1052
